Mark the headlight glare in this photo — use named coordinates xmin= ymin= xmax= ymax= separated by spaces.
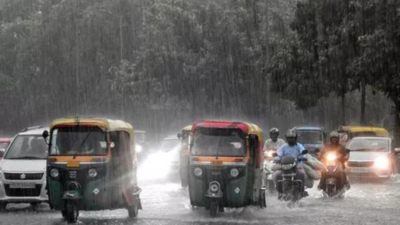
xmin=50 ymin=168 xmax=59 ymax=178
xmin=326 ymin=153 xmax=337 ymax=161
xmin=374 ymin=157 xmax=389 ymax=169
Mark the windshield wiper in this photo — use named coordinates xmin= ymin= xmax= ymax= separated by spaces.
xmin=8 ymin=156 xmax=43 ymax=159
xmin=73 ymin=132 xmax=92 ymax=159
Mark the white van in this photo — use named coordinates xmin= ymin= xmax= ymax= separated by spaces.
xmin=0 ymin=126 xmax=48 ymax=210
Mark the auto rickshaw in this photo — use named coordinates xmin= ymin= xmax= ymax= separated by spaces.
xmin=42 ymin=118 xmax=142 ymax=223
xmin=177 ymin=125 xmax=192 ymax=187
xmin=188 ymin=120 xmax=266 ymax=217
xmin=338 ymin=126 xmax=390 ymax=145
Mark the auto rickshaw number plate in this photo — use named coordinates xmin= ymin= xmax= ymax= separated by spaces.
xmin=67 ymin=161 xmax=80 ymax=168
xmin=211 ymin=160 xmax=223 ymax=166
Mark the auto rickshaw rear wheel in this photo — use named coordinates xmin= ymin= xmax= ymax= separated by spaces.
xmin=128 ymin=203 xmax=139 ymax=218
xmin=65 ymin=201 xmax=79 ymax=224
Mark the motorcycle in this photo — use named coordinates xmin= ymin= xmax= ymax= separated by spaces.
xmin=275 ymin=150 xmax=308 ymax=204
xmin=264 ymin=149 xmax=277 ymax=194
xmin=320 ymin=150 xmax=350 ymax=198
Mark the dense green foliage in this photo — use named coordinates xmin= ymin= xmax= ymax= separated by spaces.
xmin=0 ymin=0 xmax=396 ymax=142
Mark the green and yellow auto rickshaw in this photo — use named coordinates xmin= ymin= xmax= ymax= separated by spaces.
xmin=177 ymin=125 xmax=192 ymax=187
xmin=188 ymin=120 xmax=266 ymax=217
xmin=42 ymin=118 xmax=142 ymax=223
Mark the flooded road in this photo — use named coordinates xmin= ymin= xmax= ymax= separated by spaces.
xmin=2 ymin=175 xmax=400 ymax=225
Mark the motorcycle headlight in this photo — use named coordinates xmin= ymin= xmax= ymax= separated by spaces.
xmin=136 ymin=144 xmax=143 ymax=153
xmin=374 ymin=157 xmax=389 ymax=169
xmin=282 ymin=164 xmax=294 ymax=170
xmin=326 ymin=153 xmax=337 ymax=161
xmin=50 ymin=168 xmax=59 ymax=178
xmin=230 ymin=168 xmax=239 ymax=177
xmin=265 ymin=151 xmax=274 ymax=158
xmin=88 ymin=169 xmax=97 ymax=178
xmin=194 ymin=167 xmax=202 ymax=177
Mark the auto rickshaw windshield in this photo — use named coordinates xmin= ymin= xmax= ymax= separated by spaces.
xmin=192 ymin=128 xmax=246 ymax=156
xmin=50 ymin=126 xmax=107 ymax=156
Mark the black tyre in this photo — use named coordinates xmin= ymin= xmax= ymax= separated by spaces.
xmin=259 ymin=189 xmax=267 ymax=208
xmin=326 ymin=184 xmax=335 ymax=197
xmin=128 ymin=203 xmax=139 ymax=218
xmin=65 ymin=201 xmax=79 ymax=224
xmin=209 ymin=200 xmax=218 ymax=218
xmin=61 ymin=210 xmax=67 ymax=219
xmin=0 ymin=202 xmax=7 ymax=211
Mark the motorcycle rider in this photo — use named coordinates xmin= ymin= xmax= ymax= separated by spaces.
xmin=274 ymin=129 xmax=308 ymax=198
xmin=264 ymin=128 xmax=286 ymax=151
xmin=318 ymin=131 xmax=350 ymax=190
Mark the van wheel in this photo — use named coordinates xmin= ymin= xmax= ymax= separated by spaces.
xmin=65 ymin=201 xmax=79 ymax=224
xmin=0 ymin=202 xmax=7 ymax=211
xmin=209 ymin=200 xmax=218 ymax=217
xmin=128 ymin=203 xmax=139 ymax=218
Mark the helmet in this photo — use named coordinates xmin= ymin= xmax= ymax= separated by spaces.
xmin=330 ymin=131 xmax=340 ymax=139
xmin=285 ymin=129 xmax=297 ymax=138
xmin=270 ymin=128 xmax=279 ymax=136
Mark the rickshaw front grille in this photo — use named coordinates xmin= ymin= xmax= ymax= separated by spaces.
xmin=4 ymin=173 xmax=44 ymax=180
xmin=4 ymin=184 xmax=42 ymax=197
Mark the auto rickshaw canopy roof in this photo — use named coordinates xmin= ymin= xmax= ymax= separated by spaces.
xmin=51 ymin=118 xmax=134 ymax=137
xmin=182 ymin=125 xmax=192 ymax=131
xmin=192 ymin=120 xmax=263 ymax=138
xmin=338 ymin=126 xmax=389 ymax=137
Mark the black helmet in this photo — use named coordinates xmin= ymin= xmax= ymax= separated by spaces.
xmin=270 ymin=128 xmax=279 ymax=136
xmin=285 ymin=129 xmax=297 ymax=138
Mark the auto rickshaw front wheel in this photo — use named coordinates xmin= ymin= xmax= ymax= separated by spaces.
xmin=128 ymin=203 xmax=139 ymax=218
xmin=209 ymin=199 xmax=219 ymax=217
xmin=65 ymin=201 xmax=79 ymax=224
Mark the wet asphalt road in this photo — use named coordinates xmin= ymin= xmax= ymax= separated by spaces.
xmin=2 ymin=176 xmax=400 ymax=225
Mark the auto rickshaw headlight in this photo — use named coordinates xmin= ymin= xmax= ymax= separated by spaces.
xmin=209 ymin=182 xmax=220 ymax=193
xmin=230 ymin=168 xmax=239 ymax=177
xmin=194 ymin=167 xmax=202 ymax=177
xmin=88 ymin=169 xmax=97 ymax=178
xmin=50 ymin=168 xmax=59 ymax=178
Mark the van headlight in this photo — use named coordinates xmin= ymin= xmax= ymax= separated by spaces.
xmin=88 ymin=169 xmax=97 ymax=177
xmin=374 ymin=157 xmax=389 ymax=169
xmin=50 ymin=168 xmax=59 ymax=178
xmin=230 ymin=168 xmax=239 ymax=177
xmin=194 ymin=167 xmax=202 ymax=177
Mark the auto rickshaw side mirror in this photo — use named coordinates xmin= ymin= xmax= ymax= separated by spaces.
xmin=42 ymin=130 xmax=49 ymax=145
xmin=301 ymin=149 xmax=309 ymax=155
xmin=394 ymin=148 xmax=400 ymax=154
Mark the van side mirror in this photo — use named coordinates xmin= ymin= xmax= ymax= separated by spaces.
xmin=394 ymin=148 xmax=400 ymax=154
xmin=42 ymin=130 xmax=49 ymax=145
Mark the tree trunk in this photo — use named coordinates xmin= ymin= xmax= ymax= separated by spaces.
xmin=341 ymin=91 xmax=346 ymax=125
xmin=360 ymin=78 xmax=366 ymax=125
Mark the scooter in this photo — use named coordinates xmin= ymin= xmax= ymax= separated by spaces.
xmin=275 ymin=150 xmax=308 ymax=204
xmin=320 ymin=150 xmax=350 ymax=198
xmin=264 ymin=149 xmax=277 ymax=194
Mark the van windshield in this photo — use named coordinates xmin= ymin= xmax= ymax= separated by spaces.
xmin=297 ymin=130 xmax=323 ymax=145
xmin=5 ymin=135 xmax=47 ymax=159
xmin=50 ymin=126 xmax=107 ymax=156
xmin=192 ymin=128 xmax=246 ymax=156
